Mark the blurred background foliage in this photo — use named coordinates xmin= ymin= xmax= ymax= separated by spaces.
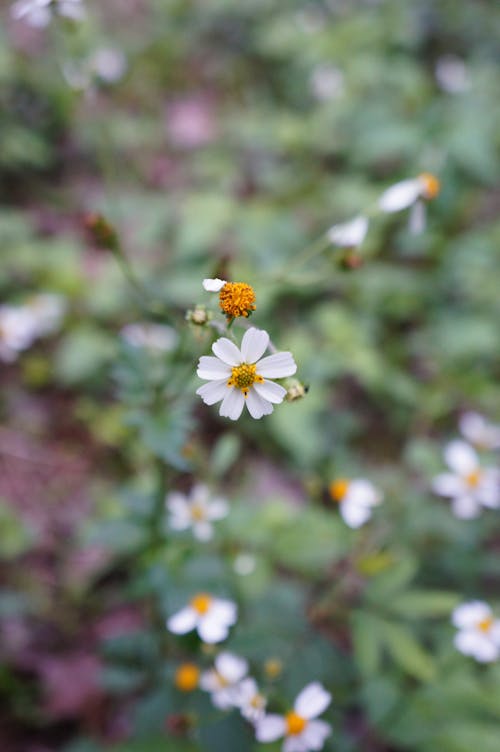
xmin=1 ymin=0 xmax=500 ymax=750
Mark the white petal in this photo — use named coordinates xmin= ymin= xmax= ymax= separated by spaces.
xmin=444 ymin=440 xmax=478 ymax=476
xmin=190 ymin=484 xmax=209 ymax=505
xmin=431 ymin=473 xmax=465 ymax=498
xmin=327 ymin=215 xmax=368 ymax=247
xmin=345 ymin=480 xmax=381 ymax=507
xmin=283 ymin=737 xmax=308 ymax=752
xmin=166 ymin=491 xmax=189 ymax=515
xmin=408 ymin=200 xmax=426 ymax=235
xmin=256 ymin=352 xmax=297 ymax=379
xmin=219 ymin=388 xmax=245 ymax=420
xmin=253 ymin=379 xmax=287 ymax=404
xmin=295 ymin=682 xmax=331 ymax=719
xmin=210 ymin=598 xmax=238 ymax=626
xmin=245 ymin=389 xmax=274 ymax=419
xmin=454 ymin=630 xmax=498 ymax=662
xmin=206 ymin=498 xmax=229 ymax=521
xmin=197 ymin=616 xmax=230 ymax=644
xmin=477 ymin=471 xmax=500 ymax=508
xmin=340 ymin=500 xmax=372 ymax=528
xmin=193 ymin=521 xmax=213 ymax=541
xmin=167 ymin=606 xmax=197 ymax=634
xmin=196 ymin=379 xmax=229 ymax=406
xmin=203 ymin=278 xmax=227 ymax=292
xmin=255 ymin=715 xmax=287 ymax=742
xmin=378 ymin=179 xmax=421 ymax=212
xmin=199 ymin=669 xmax=221 ymax=693
xmin=169 ymin=515 xmax=191 ymax=531
xmin=301 ymin=719 xmax=332 ymax=750
xmin=197 ymin=356 xmax=232 ymax=380
xmin=215 ymin=652 xmax=248 ymax=683
xmin=241 ymin=328 xmax=269 ymax=363
xmin=212 ymin=337 xmax=242 ymax=366
xmin=452 ymin=601 xmax=492 ymax=629
xmin=451 ymin=495 xmax=481 ymax=519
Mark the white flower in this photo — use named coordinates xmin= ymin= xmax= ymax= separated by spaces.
xmin=238 ymin=677 xmax=267 ymax=723
xmin=26 ymin=293 xmax=65 ymax=336
xmin=0 ymin=305 xmax=38 ymax=362
xmin=452 ymin=601 xmax=500 ymax=663
xmin=432 ymin=440 xmax=500 ymax=519
xmin=167 ymin=593 xmax=237 ymax=644
xmin=459 ymin=412 xmax=500 ymax=451
xmin=166 ymin=484 xmax=229 ymax=541
xmin=233 ymin=553 xmax=257 ymax=576
xmin=327 ymin=216 xmax=368 ymax=248
xmin=255 ymin=682 xmax=332 ymax=752
xmin=200 ymin=652 xmax=248 ymax=710
xmin=196 ymin=327 xmax=297 ymax=421
xmin=11 ymin=0 xmax=85 ymax=26
xmin=378 ymin=173 xmax=440 ymax=213
xmin=90 ymin=48 xmax=127 ymax=84
xmin=121 ymin=322 xmax=178 ymax=353
xmin=310 ymin=64 xmax=344 ymax=101
xmin=329 ymin=478 xmax=383 ymax=529
xmin=435 ymin=55 xmax=469 ymax=94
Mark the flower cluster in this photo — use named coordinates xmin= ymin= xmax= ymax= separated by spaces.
xmin=0 ymin=294 xmax=65 ymax=362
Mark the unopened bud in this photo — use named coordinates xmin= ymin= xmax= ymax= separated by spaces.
xmin=286 ymin=379 xmax=308 ymax=402
xmin=186 ymin=305 xmax=212 ymax=326
xmin=84 ymin=212 xmax=119 ymax=252
xmin=339 ymin=249 xmax=363 ymax=270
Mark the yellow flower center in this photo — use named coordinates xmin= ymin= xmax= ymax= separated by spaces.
xmin=286 ymin=711 xmax=307 ymax=736
xmin=227 ymin=363 xmax=264 ymax=397
xmin=250 ymin=693 xmax=265 ymax=709
xmin=191 ymin=503 xmax=206 ymax=522
xmin=466 ymin=469 xmax=481 ymax=488
xmin=478 ymin=616 xmax=494 ymax=633
xmin=329 ymin=478 xmax=350 ymax=502
xmin=219 ymin=282 xmax=256 ymax=320
xmin=190 ymin=593 xmax=212 ymax=615
xmin=174 ymin=663 xmax=200 ymax=692
xmin=264 ymin=658 xmax=283 ymax=679
xmin=419 ymin=172 xmax=440 ymax=200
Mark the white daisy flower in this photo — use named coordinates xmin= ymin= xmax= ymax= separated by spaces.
xmin=459 ymin=412 xmax=500 ymax=451
xmin=167 ymin=593 xmax=237 ymax=644
xmin=255 ymin=681 xmax=332 ymax=752
xmin=121 ymin=322 xmax=178 ymax=353
xmin=327 ymin=215 xmax=369 ymax=248
xmin=452 ymin=601 xmax=500 ymax=663
xmin=196 ymin=327 xmax=297 ymax=421
xmin=238 ymin=677 xmax=267 ymax=724
xmin=166 ymin=484 xmax=229 ymax=541
xmin=432 ymin=440 xmax=500 ymax=519
xmin=329 ymin=478 xmax=383 ymax=529
xmin=378 ymin=173 xmax=440 ymax=213
xmin=0 ymin=305 xmax=38 ymax=362
xmin=200 ymin=652 xmax=249 ymax=710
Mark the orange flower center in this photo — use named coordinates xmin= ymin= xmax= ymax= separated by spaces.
xmin=219 ymin=282 xmax=256 ymax=320
xmin=478 ymin=616 xmax=493 ymax=633
xmin=286 ymin=711 xmax=307 ymax=736
xmin=419 ymin=172 xmax=440 ymax=200
xmin=227 ymin=363 xmax=264 ymax=397
xmin=329 ymin=478 xmax=350 ymax=502
xmin=174 ymin=663 xmax=200 ymax=692
xmin=190 ymin=593 xmax=212 ymax=615
xmin=466 ymin=469 xmax=481 ymax=488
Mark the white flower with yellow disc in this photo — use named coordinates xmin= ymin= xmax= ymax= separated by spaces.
xmin=329 ymin=478 xmax=383 ymax=528
xmin=452 ymin=601 xmax=500 ymax=663
xmin=200 ymin=652 xmax=249 ymax=710
xmin=166 ymin=484 xmax=228 ymax=541
xmin=196 ymin=327 xmax=297 ymax=420
xmin=167 ymin=593 xmax=237 ymax=644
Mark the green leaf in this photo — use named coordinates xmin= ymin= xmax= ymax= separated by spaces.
xmin=381 ymin=620 xmax=436 ymax=682
xmin=351 ymin=610 xmax=384 ymax=677
xmin=389 ymin=590 xmax=460 ymax=618
xmin=365 ymin=554 xmax=418 ymax=602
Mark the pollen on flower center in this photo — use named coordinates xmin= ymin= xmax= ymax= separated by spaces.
xmin=191 ymin=503 xmax=206 ymax=521
xmin=227 ymin=363 xmax=264 ymax=397
xmin=285 ymin=711 xmax=307 ymax=736
xmin=191 ymin=593 xmax=212 ymax=614
xmin=329 ymin=478 xmax=350 ymax=502
xmin=419 ymin=172 xmax=440 ymax=200
xmin=466 ymin=469 xmax=481 ymax=488
xmin=478 ymin=616 xmax=494 ymax=633
xmin=219 ymin=282 xmax=256 ymax=320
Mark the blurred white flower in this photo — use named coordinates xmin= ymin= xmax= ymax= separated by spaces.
xmin=459 ymin=412 xmax=500 ymax=451
xmin=327 ymin=216 xmax=369 ymax=248
xmin=166 ymin=484 xmax=229 ymax=541
xmin=435 ymin=55 xmax=469 ymax=94
xmin=200 ymin=652 xmax=248 ymax=710
xmin=238 ymin=677 xmax=267 ymax=724
xmin=432 ymin=440 xmax=500 ymax=519
xmin=452 ymin=601 xmax=500 ymax=663
xmin=329 ymin=478 xmax=383 ymax=528
xmin=233 ymin=553 xmax=257 ymax=576
xmin=26 ymin=293 xmax=66 ymax=336
xmin=255 ymin=682 xmax=331 ymax=752
xmin=378 ymin=173 xmax=440 ymax=213
xmin=0 ymin=305 xmax=37 ymax=362
xmin=310 ymin=64 xmax=344 ymax=101
xmin=121 ymin=322 xmax=178 ymax=353
xmin=11 ymin=0 xmax=85 ymax=26
xmin=167 ymin=593 xmax=237 ymax=644
xmin=90 ymin=48 xmax=127 ymax=84
xmin=196 ymin=327 xmax=297 ymax=421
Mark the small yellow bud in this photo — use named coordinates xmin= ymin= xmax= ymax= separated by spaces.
xmin=174 ymin=663 xmax=200 ymax=692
